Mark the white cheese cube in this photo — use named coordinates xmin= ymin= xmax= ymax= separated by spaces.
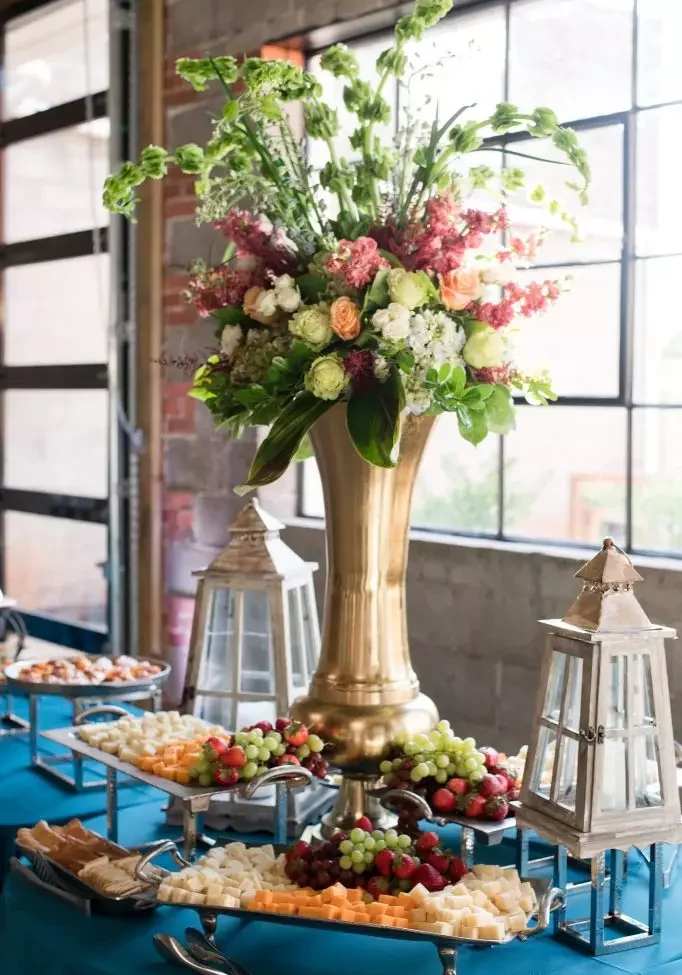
xmin=518 ymin=894 xmax=534 ymax=913
xmin=477 ymin=922 xmax=506 ymax=942
xmin=507 ymin=912 xmax=528 ymax=933
xmin=185 ymin=892 xmax=205 ymax=905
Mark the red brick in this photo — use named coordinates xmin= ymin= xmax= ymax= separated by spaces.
xmin=164 ymin=491 xmax=195 ymax=511
xmin=164 ymin=272 xmax=192 ymax=294
xmin=165 ymin=593 xmax=196 ymax=648
xmin=165 ymin=197 xmax=198 ymax=220
xmin=165 ymin=307 xmax=194 ymax=326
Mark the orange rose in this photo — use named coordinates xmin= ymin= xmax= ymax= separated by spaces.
xmin=439 ymin=268 xmax=481 ymax=311
xmin=243 ymin=285 xmax=279 ymax=325
xmin=330 ymin=296 xmax=361 ymax=341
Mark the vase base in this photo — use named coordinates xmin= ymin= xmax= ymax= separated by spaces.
xmin=319 ymin=775 xmax=397 ymax=837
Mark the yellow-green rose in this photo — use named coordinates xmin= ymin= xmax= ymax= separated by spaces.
xmin=463 ymin=324 xmax=507 ymax=369
xmin=387 ymin=268 xmax=430 ymax=310
xmin=305 ymin=354 xmax=348 ymax=401
xmin=289 ymin=303 xmax=333 ymax=349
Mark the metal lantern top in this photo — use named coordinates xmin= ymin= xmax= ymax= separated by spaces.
xmin=518 ymin=539 xmax=682 ymax=858
xmin=194 ymin=499 xmax=318 ymax=588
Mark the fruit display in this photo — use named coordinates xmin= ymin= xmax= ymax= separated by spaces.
xmin=378 ymin=720 xmax=520 ymax=823
xmin=13 ymin=654 xmax=163 ymax=685
xmin=77 ymin=711 xmax=228 ymax=764
xmin=181 ymin=719 xmax=330 ymax=788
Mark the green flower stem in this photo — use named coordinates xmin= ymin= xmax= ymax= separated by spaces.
xmin=360 ymin=51 xmax=401 ymax=218
xmin=322 ymin=128 xmax=358 ymax=222
xmin=279 ymin=117 xmax=326 ymax=236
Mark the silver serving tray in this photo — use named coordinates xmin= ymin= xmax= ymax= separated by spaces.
xmin=4 ymin=657 xmax=171 ymax=698
xmin=136 ymin=841 xmax=564 ymax=951
xmin=380 ymin=788 xmax=518 ymax=836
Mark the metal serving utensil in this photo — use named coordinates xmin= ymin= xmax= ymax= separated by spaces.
xmin=184 ymin=927 xmax=252 ymax=975
xmin=153 ymin=933 xmax=225 ymax=975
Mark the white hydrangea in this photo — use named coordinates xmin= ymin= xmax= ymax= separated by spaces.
xmin=220 ymin=323 xmax=243 ymax=357
xmin=256 ymin=289 xmax=278 ymax=319
xmin=373 ymin=354 xmax=390 ymax=382
xmin=402 ymin=309 xmax=467 ymax=415
xmin=372 ymin=303 xmax=410 ymax=341
xmin=403 ymin=371 xmax=433 ymax=415
xmin=273 ymin=273 xmax=301 ymax=313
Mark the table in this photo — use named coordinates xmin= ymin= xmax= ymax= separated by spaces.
xmin=0 ymin=696 xmax=161 ymax=887
xmin=3 ymin=800 xmax=682 ymax=975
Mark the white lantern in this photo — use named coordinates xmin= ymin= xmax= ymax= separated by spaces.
xmin=182 ymin=500 xmax=320 ymax=731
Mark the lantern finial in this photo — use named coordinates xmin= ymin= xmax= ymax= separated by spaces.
xmin=563 ymin=538 xmax=651 ymax=632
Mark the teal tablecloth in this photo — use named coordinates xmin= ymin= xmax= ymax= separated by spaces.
xmin=3 ymin=799 xmax=682 ymax=975
xmin=0 ymin=696 xmax=162 ymax=886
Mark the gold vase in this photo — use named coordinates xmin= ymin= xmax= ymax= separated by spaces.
xmin=290 ymin=404 xmax=439 ymax=830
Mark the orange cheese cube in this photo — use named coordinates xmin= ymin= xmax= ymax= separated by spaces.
xmin=136 ymin=757 xmax=156 ymax=772
xmin=330 ymin=894 xmax=348 ymax=909
xmin=367 ymin=903 xmax=387 ymax=917
xmin=152 ymin=761 xmax=167 ymax=776
xmin=377 ymin=915 xmax=396 ymax=927
xmin=299 ymin=906 xmax=327 ymax=920
xmin=387 ymin=906 xmax=408 ymax=919
xmin=339 ymin=909 xmax=357 ymax=923
xmin=346 ymin=889 xmax=363 ymax=903
xmin=353 ymin=912 xmax=370 ymax=924
xmin=320 ymin=906 xmax=340 ymax=920
xmin=179 ymin=752 xmax=200 ymax=767
xmin=379 ymin=894 xmax=399 ymax=905
xmin=174 ymin=769 xmax=191 ymax=785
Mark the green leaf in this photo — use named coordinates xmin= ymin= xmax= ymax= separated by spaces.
xmin=223 ymin=99 xmax=240 ymax=123
xmin=233 ymin=385 xmax=269 ymax=407
xmin=456 ymin=405 xmax=488 ymax=445
xmin=188 ymin=386 xmax=216 ymax=402
xmin=397 ymin=349 xmax=414 ymax=373
xmin=462 ymin=383 xmax=494 ymax=405
xmin=484 ymin=384 xmax=516 ymax=434
xmin=363 ymin=268 xmax=390 ymax=311
xmin=438 ymin=363 xmax=451 ymax=383
xmin=447 ymin=365 xmax=466 ymax=398
xmin=236 ymin=393 xmax=333 ymax=493
xmin=413 ymin=270 xmax=440 ymax=304
xmin=346 ymin=366 xmax=404 ymax=468
xmin=211 ymin=307 xmax=247 ymax=325
xmin=296 ymin=273 xmax=327 ymax=303
xmin=378 ymin=249 xmax=403 ymax=268
xmin=294 ymin=435 xmax=313 ymax=462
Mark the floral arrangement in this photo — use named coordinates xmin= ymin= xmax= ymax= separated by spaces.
xmin=103 ymin=0 xmax=589 ymax=490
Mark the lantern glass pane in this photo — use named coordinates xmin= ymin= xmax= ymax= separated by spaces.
xmin=198 ymin=587 xmax=237 ymax=693
xmin=631 ymin=653 xmax=656 ymax=728
xmin=303 ymin=583 xmax=319 ymax=678
xmin=564 ymin=655 xmax=583 ymax=732
xmin=601 ymin=736 xmax=628 ymax=811
xmin=604 ymin=655 xmax=628 ymax=731
xmin=240 ymin=589 xmax=274 ymax=695
xmin=287 ymin=587 xmax=307 ymax=689
xmin=556 ymin=734 xmax=579 ymax=810
xmin=634 ymin=734 xmax=662 ymax=808
xmin=543 ymin=651 xmax=566 ymax=721
xmin=194 ymin=694 xmax=232 ymax=728
xmin=532 ymin=725 xmax=557 ymax=799
xmin=194 ymin=694 xmax=277 ymax=731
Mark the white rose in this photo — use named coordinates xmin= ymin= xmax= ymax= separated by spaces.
xmin=256 ymin=289 xmax=278 ymax=318
xmin=372 ymin=302 xmax=410 ymax=341
xmin=276 ymin=287 xmax=301 ymax=313
xmin=220 ymin=323 xmax=243 ymax=357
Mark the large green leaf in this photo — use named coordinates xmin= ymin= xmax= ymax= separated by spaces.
xmin=362 ymin=268 xmax=390 ymax=312
xmin=211 ymin=307 xmax=248 ymax=325
xmin=346 ymin=367 xmax=405 ymax=468
xmin=484 ymin=384 xmax=516 ymax=434
xmin=456 ymin=404 xmax=489 ymax=445
xmin=296 ymin=273 xmax=327 ymax=303
xmin=236 ymin=393 xmax=332 ymax=494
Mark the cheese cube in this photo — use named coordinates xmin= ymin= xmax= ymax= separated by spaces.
xmin=493 ymin=891 xmax=520 ymax=912
xmin=477 ymin=922 xmax=506 ymax=942
xmin=518 ymin=895 xmax=534 ymax=913
xmin=411 ymin=921 xmax=453 ymax=936
xmin=471 ymin=890 xmax=489 ymax=907
xmin=185 ymin=892 xmax=205 ymax=905
xmin=502 ymin=868 xmax=520 ymax=885
xmin=185 ymin=876 xmax=205 ymax=893
xmin=410 ymin=908 xmax=427 ymax=923
xmin=409 ymin=884 xmax=430 ymax=905
xmin=157 ymin=885 xmax=174 ymax=902
xmin=446 ymin=895 xmax=473 ymax=911
xmin=481 ymin=880 xmax=503 ymax=896
xmin=215 ymin=894 xmax=239 ymax=908
xmin=518 ymin=882 xmax=536 ymax=900
xmin=205 ymin=884 xmax=223 ymax=901
xmin=449 ymin=883 xmax=470 ymax=897
xmin=507 ymin=912 xmax=528 ymax=934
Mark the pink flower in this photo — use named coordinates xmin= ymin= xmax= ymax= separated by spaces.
xmin=343 ymin=349 xmax=375 ymax=390
xmin=186 ymin=264 xmax=266 ymax=317
xmin=214 ymin=209 xmax=297 ymax=275
xmin=325 ymin=237 xmax=389 ymax=289
xmin=473 ymin=364 xmax=513 ymax=384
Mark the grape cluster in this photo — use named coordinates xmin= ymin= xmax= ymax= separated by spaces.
xmin=190 ymin=718 xmax=328 ymax=788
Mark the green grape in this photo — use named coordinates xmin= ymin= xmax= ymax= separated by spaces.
xmin=410 ymin=767 xmax=423 ymax=783
xmin=256 ymin=765 xmax=268 ymax=775
xmin=297 ymin=744 xmax=311 ymax=759
xmin=307 ymin=734 xmax=324 ymax=753
xmin=339 ymin=840 xmax=353 ymax=855
xmin=397 ymin=835 xmax=411 ymax=849
xmin=456 ymin=763 xmax=469 ymax=778
xmin=392 ymin=758 xmax=403 ymax=770
xmin=465 ymin=756 xmax=479 ymax=771
xmin=363 ymin=851 xmax=374 ymax=864
xmin=415 ymin=762 xmax=430 ymax=778
xmin=414 ymin=734 xmax=429 ymax=747
xmin=469 ymin=768 xmax=485 ymax=783
xmin=397 ymin=878 xmax=411 ymax=891
xmin=374 ymin=839 xmax=387 ymax=852
xmin=352 ymin=863 xmax=366 ymax=874
xmin=351 ymin=849 xmax=365 ymax=864
xmin=371 ymin=830 xmax=384 ymax=842
xmin=258 ymin=746 xmax=271 ymax=762
xmin=474 ymin=751 xmax=486 ymax=765
xmin=194 ymin=759 xmax=209 ymax=774
xmin=429 ymin=731 xmax=443 ymax=747
xmin=426 ymin=761 xmax=438 ymax=777
xmin=435 ymin=769 xmax=448 ymax=784
xmin=242 ymin=761 xmax=258 ymax=779
xmin=393 ymin=732 xmax=407 ymax=747
xmin=263 ymin=736 xmax=279 ymax=751
xmin=247 ymin=729 xmax=264 ymax=744
xmin=421 ymin=740 xmax=436 ymax=753
xmin=349 ymin=828 xmax=366 ymax=844
xmin=451 ymin=737 xmax=463 ymax=749
xmin=363 ymin=836 xmax=376 ymax=851
xmin=463 ymin=736 xmax=476 ymax=751
xmin=379 ymin=760 xmax=393 ymax=775
xmin=412 ymin=856 xmax=421 ymax=867
xmin=273 ymin=743 xmax=286 ymax=757
xmin=339 ymin=855 xmax=353 ymax=870
xmin=403 ymin=742 xmax=419 ymax=757
xmin=245 ymin=744 xmax=259 ymax=760
xmin=384 ymin=830 xmax=399 ymax=849
xmin=435 ymin=754 xmax=450 ymax=769
xmin=414 ymin=753 xmax=426 ymax=765
xmin=437 ymin=720 xmax=451 ymax=734
xmin=234 ymin=732 xmax=248 ymax=746
xmin=198 ymin=773 xmax=212 ymax=787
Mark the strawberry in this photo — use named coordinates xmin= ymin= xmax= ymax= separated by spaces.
xmin=479 ymin=747 xmax=499 ymax=770
xmin=507 ymin=787 xmax=520 ymax=801
xmin=354 ymin=815 xmax=373 ymax=832
xmin=449 ymin=857 xmax=467 ymax=882
xmin=393 ymin=854 xmax=416 ymax=880
xmin=411 ymin=863 xmax=446 ymax=892
xmin=489 ymin=766 xmax=513 ymax=789
xmin=485 ymin=796 xmax=510 ymax=822
xmin=205 ymin=736 xmax=228 ymax=758
xmin=426 ymin=850 xmax=449 ymax=874
xmin=447 ymin=777 xmax=469 ymax=796
xmin=289 ymin=840 xmax=310 ymax=861
xmin=252 ymin=720 xmax=274 ymax=734
xmin=367 ymin=876 xmax=389 ymax=900
xmin=479 ymin=773 xmax=506 ymax=798
xmin=374 ymin=849 xmax=395 ymax=878
xmin=275 ymin=717 xmax=290 ymax=732
xmin=432 ymin=788 xmax=456 ymax=813
xmin=212 ymin=766 xmax=239 ymax=787
xmin=415 ymin=831 xmax=440 ymax=855
xmin=462 ymin=793 xmax=487 ymax=819
xmin=276 ymin=754 xmax=301 ymax=766
xmin=284 ymin=722 xmax=309 ymax=747
xmin=220 ymin=745 xmax=247 ymax=768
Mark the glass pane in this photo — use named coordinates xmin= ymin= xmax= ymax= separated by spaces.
xmin=601 ymin=736 xmax=628 ymax=812
xmin=307 ymin=34 xmax=396 ymax=170
xmin=513 ymin=264 xmax=621 ymax=399
xmin=509 ymin=0 xmax=633 ymax=121
xmin=556 ymin=735 xmax=579 ymax=810
xmin=412 ymin=418 xmax=499 ymax=534
xmin=302 ymin=583 xmax=319 ymax=680
xmin=634 ymin=734 xmax=662 ymax=808
xmin=633 ymin=258 xmax=682 ymax=405
xmin=632 ymin=409 xmax=682 ymax=552
xmin=637 ymin=1 xmax=682 ymax=107
xmin=604 ymin=655 xmax=628 ymax=731
xmin=4 ymin=511 xmax=106 ymax=625
xmin=4 ymin=389 xmax=108 ymax=498
xmin=198 ymin=588 xmax=236 ymax=693
xmin=543 ymin=651 xmax=566 ymax=721
xmin=4 ymin=120 xmax=109 ymax=243
xmin=240 ymin=589 xmax=273 ymax=694
xmin=503 ymin=407 xmax=627 ymax=543
xmin=288 ymin=587 xmax=307 ymax=689
xmin=403 ymin=5 xmax=506 ymax=127
xmin=194 ymin=694 xmax=232 ymax=729
xmin=531 ymin=724 xmax=557 ymax=799
xmin=505 ymin=126 xmax=624 ymax=264
xmin=4 ymin=0 xmax=109 ymax=120
xmin=636 ymin=106 xmax=682 ymax=257
xmin=194 ymin=695 xmax=277 ymax=733
xmin=4 ymin=255 xmax=109 ymax=365
xmin=564 ymin=655 xmax=584 ymax=732
xmin=630 ymin=653 xmax=656 ymax=728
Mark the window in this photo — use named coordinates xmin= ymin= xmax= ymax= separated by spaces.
xmin=0 ymin=0 xmax=133 ymax=650
xmin=302 ymin=0 xmax=682 ymax=557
